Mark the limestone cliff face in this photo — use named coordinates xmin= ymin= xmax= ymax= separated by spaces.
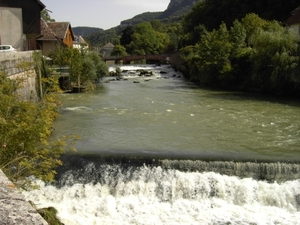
xmin=167 ymin=0 xmax=197 ymax=10
xmin=159 ymin=0 xmax=199 ymax=19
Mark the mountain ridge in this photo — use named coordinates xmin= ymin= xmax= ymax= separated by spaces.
xmin=120 ymin=0 xmax=199 ymax=27
xmin=73 ymin=0 xmax=199 ymax=35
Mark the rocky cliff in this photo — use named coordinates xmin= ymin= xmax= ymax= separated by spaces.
xmin=158 ymin=0 xmax=199 ymax=19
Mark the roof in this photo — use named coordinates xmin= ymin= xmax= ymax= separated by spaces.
xmin=37 ymin=20 xmax=75 ymax=41
xmin=47 ymin=22 xmax=74 ymax=39
xmin=74 ymin=35 xmax=88 ymax=45
xmin=37 ymin=19 xmax=57 ymax=41
xmin=102 ymin=42 xmax=115 ymax=49
xmin=286 ymin=6 xmax=300 ymax=25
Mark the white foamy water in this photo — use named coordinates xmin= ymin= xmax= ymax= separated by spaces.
xmin=24 ymin=166 xmax=300 ymax=225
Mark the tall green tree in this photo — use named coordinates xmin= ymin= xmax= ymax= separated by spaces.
xmin=182 ymin=23 xmax=233 ymax=86
xmin=249 ymin=21 xmax=299 ymax=94
xmin=82 ymin=51 xmax=109 ymax=83
xmin=129 ymin=22 xmax=170 ymax=55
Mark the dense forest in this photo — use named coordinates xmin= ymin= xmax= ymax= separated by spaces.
xmin=178 ymin=0 xmax=300 ymax=97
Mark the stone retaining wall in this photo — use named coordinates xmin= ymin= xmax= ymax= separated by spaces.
xmin=0 ymin=51 xmax=38 ymax=101
xmin=0 ymin=170 xmax=48 ymax=225
xmin=0 ymin=51 xmax=34 ymax=76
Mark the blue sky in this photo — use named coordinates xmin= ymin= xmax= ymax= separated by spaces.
xmin=41 ymin=0 xmax=170 ymax=30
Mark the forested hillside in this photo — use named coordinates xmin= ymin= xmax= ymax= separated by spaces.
xmin=183 ymin=0 xmax=299 ymax=33
xmin=120 ymin=12 xmax=162 ymax=27
xmin=73 ymin=27 xmax=103 ymax=36
xmin=84 ymin=0 xmax=199 ymax=47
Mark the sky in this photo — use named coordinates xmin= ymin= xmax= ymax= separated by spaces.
xmin=41 ymin=0 xmax=171 ymax=30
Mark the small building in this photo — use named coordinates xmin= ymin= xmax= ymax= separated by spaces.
xmin=73 ymin=35 xmax=89 ymax=52
xmin=286 ymin=6 xmax=300 ymax=37
xmin=100 ymin=42 xmax=114 ymax=57
xmin=36 ymin=19 xmax=75 ymax=55
xmin=0 ymin=0 xmax=45 ymax=51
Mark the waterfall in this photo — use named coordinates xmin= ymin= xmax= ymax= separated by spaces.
xmin=24 ymin=157 xmax=300 ymax=225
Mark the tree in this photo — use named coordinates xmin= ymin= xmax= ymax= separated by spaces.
xmin=182 ymin=23 xmax=233 ymax=86
xmin=111 ymin=45 xmax=128 ymax=57
xmin=0 ymin=66 xmax=76 ymax=188
xmin=129 ymin=22 xmax=170 ymax=55
xmin=248 ymin=21 xmax=299 ymax=94
xmin=49 ymin=46 xmax=109 ymax=90
xmin=181 ymin=13 xmax=300 ymax=96
xmin=41 ymin=10 xmax=55 ymax=22
xmin=82 ymin=51 xmax=109 ymax=83
xmin=120 ymin=26 xmax=134 ymax=47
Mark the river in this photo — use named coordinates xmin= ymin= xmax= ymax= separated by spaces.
xmin=24 ymin=64 xmax=300 ymax=225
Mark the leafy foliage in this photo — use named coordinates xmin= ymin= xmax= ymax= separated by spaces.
xmin=248 ymin=21 xmax=299 ymax=94
xmin=111 ymin=45 xmax=128 ymax=57
xmin=85 ymin=27 xmax=121 ymax=49
xmin=0 ymin=58 xmax=77 ymax=188
xmin=41 ymin=10 xmax=55 ymax=22
xmin=49 ymin=46 xmax=109 ymax=89
xmin=181 ymin=13 xmax=300 ymax=96
xmin=128 ymin=22 xmax=171 ymax=55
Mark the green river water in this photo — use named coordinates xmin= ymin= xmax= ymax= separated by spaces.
xmin=52 ymin=64 xmax=300 ymax=163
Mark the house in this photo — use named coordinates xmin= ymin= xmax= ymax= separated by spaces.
xmin=36 ymin=19 xmax=75 ymax=56
xmin=100 ymin=42 xmax=114 ymax=57
xmin=0 ymin=0 xmax=45 ymax=51
xmin=73 ymin=35 xmax=89 ymax=52
xmin=286 ymin=6 xmax=300 ymax=37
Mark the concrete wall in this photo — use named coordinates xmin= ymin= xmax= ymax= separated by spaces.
xmin=0 ymin=7 xmax=24 ymax=51
xmin=0 ymin=51 xmax=37 ymax=101
xmin=9 ymin=69 xmax=38 ymax=101
xmin=0 ymin=170 xmax=48 ymax=225
xmin=0 ymin=51 xmax=34 ymax=75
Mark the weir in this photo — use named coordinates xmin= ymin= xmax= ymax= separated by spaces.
xmin=23 ymin=158 xmax=300 ymax=225
xmin=54 ymin=153 xmax=300 ymax=186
